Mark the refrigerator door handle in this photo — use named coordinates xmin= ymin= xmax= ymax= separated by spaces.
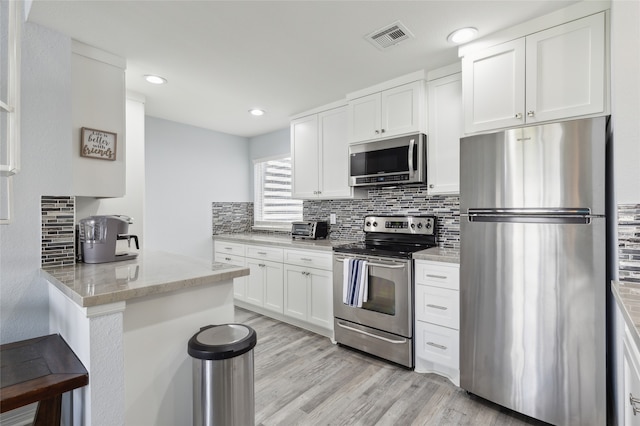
xmin=466 ymin=208 xmax=592 ymax=216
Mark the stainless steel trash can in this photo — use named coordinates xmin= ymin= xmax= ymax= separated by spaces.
xmin=188 ymin=324 xmax=257 ymax=426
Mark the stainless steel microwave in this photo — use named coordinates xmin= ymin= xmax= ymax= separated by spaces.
xmin=348 ymin=133 xmax=426 ymax=187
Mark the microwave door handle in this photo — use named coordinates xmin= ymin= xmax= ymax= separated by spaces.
xmin=408 ymin=138 xmax=415 ymax=178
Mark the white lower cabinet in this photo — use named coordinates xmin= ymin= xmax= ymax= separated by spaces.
xmin=624 ymin=319 xmax=640 ymax=425
xmin=284 ymin=264 xmax=333 ymax=330
xmin=214 ymin=239 xmax=334 ymax=337
xmin=245 ymin=245 xmax=284 ymax=314
xmin=414 ymin=259 xmax=460 ymax=386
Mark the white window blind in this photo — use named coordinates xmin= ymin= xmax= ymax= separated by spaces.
xmin=254 ymin=156 xmax=302 ymax=229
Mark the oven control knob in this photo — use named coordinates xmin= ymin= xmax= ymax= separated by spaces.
xmin=417 ymin=223 xmax=423 ymax=229
xmin=425 ymin=222 xmax=432 ymax=229
xmin=410 ymin=223 xmax=415 ymax=229
xmin=365 ymin=221 xmax=371 ymax=227
xmin=372 ymin=222 xmax=378 ymax=228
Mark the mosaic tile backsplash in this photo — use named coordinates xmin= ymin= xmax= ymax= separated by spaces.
xmin=213 ymin=185 xmax=460 ymax=249
xmin=41 ymin=196 xmax=75 ymax=268
xmin=619 ymin=204 xmax=640 ymax=283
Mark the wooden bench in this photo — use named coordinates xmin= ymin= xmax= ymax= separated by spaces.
xmin=1 ymin=334 xmax=89 ymax=425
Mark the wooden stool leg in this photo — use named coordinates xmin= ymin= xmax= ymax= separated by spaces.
xmin=33 ymin=394 xmax=62 ymax=426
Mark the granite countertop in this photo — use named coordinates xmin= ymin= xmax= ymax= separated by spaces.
xmin=41 ymin=251 xmax=249 ymax=308
xmin=213 ymin=233 xmax=350 ymax=252
xmin=612 ymin=280 xmax=640 ymax=350
xmin=413 ymin=247 xmax=460 ymax=264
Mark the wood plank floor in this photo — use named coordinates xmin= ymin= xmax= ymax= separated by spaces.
xmin=234 ymin=307 xmax=546 ymax=426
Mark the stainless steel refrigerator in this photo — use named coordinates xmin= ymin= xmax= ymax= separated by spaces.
xmin=460 ymin=117 xmax=607 ymax=425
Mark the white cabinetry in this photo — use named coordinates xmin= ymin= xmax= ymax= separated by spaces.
xmin=291 ymin=104 xmax=357 ymax=200
xmin=462 ymin=12 xmax=606 ymax=134
xmin=348 ymin=80 xmax=425 ymax=143
xmin=427 ymin=69 xmax=462 ymax=194
xmin=245 ymin=245 xmax=284 ymax=314
xmin=283 ymin=249 xmax=333 ymax=330
xmin=214 ymin=242 xmax=247 ymax=301
xmin=72 ymin=41 xmax=127 ymax=197
xmin=214 ymin=239 xmax=334 ymax=337
xmin=414 ymin=260 xmax=460 ymax=386
xmin=617 ymin=295 xmax=640 ymax=426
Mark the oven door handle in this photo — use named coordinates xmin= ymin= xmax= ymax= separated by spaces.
xmin=335 ymin=258 xmax=406 ymax=269
xmin=408 ymin=138 xmax=415 ymax=177
xmin=336 ymin=321 xmax=408 ymax=344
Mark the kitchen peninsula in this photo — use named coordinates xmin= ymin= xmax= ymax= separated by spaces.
xmin=41 ymin=251 xmax=249 ymax=426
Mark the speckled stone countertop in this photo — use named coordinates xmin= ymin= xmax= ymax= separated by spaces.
xmin=213 ymin=233 xmax=350 ymax=252
xmin=612 ymin=280 xmax=640 ymax=350
xmin=41 ymin=251 xmax=249 ymax=308
xmin=413 ymin=247 xmax=460 ymax=264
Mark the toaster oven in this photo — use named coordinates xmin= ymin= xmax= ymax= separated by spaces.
xmin=291 ymin=221 xmax=328 ymax=239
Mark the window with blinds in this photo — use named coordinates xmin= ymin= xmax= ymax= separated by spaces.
xmin=253 ymin=156 xmax=302 ymax=229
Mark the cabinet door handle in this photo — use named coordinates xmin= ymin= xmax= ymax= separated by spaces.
xmin=257 ymin=251 xmax=267 ymax=255
xmin=426 ymin=304 xmax=448 ymax=310
xmin=429 ymin=184 xmax=435 ymax=189
xmin=630 ymin=394 xmax=640 ymax=415
xmin=224 ymin=247 xmax=233 ymax=250
xmin=258 ymin=263 xmax=265 ymax=268
xmin=224 ymin=257 xmax=231 ymax=261
xmin=375 ymin=130 xmax=380 ymax=134
xmin=380 ymin=129 xmax=385 ymax=133
xmin=515 ymin=113 xmax=523 ymax=119
xmin=527 ymin=110 xmax=535 ymax=117
xmin=300 ymin=257 xmax=313 ymax=262
xmin=426 ymin=342 xmax=447 ymax=350
xmin=426 ymin=274 xmax=447 ymax=280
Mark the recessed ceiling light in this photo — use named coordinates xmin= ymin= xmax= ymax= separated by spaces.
xmin=447 ymin=27 xmax=478 ymax=44
xmin=249 ymin=109 xmax=265 ymax=116
xmin=144 ymin=75 xmax=167 ymax=85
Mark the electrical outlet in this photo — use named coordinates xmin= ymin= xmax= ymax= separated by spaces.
xmin=330 ymin=213 xmax=336 ymax=225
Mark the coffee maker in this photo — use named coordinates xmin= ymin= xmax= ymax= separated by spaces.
xmin=77 ymin=215 xmax=139 ymax=264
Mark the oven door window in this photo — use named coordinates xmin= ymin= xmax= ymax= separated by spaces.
xmin=361 ymin=274 xmax=396 ymax=315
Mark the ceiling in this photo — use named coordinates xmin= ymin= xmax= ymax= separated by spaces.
xmin=27 ymin=0 xmax=579 ymax=138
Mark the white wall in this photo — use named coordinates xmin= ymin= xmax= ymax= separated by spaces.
xmin=611 ymin=0 xmax=640 ymax=204
xmin=248 ymin=127 xmax=290 ymax=199
xmin=144 ymin=117 xmax=250 ymax=260
xmin=0 ymin=19 xmax=72 ymax=344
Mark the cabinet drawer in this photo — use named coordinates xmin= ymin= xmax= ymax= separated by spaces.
xmin=246 ymin=244 xmax=283 ymax=262
xmin=284 ymin=249 xmax=332 ymax=270
xmin=415 ymin=321 xmax=459 ymax=370
xmin=415 ymin=285 xmax=459 ymax=329
xmin=214 ymin=252 xmax=245 ymax=265
xmin=215 ymin=241 xmax=245 ymax=256
xmin=414 ymin=261 xmax=459 ymax=290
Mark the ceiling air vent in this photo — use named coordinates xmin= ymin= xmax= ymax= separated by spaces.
xmin=366 ymin=21 xmax=414 ymax=50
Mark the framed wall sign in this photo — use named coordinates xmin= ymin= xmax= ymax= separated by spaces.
xmin=80 ymin=127 xmax=117 ymax=161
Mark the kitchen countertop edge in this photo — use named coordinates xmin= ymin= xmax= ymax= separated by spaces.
xmin=213 ymin=233 xmax=347 ymax=251
xmin=413 ymin=247 xmax=460 ymax=264
xmin=41 ymin=251 xmax=249 ymax=308
xmin=612 ymin=280 xmax=640 ymax=351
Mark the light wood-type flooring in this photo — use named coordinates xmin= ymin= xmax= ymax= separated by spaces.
xmin=234 ymin=307 xmax=546 ymax=426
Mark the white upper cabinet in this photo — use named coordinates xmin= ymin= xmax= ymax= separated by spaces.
xmin=427 ymin=70 xmax=463 ymax=195
xmin=525 ymin=13 xmax=605 ymax=124
xmin=291 ymin=114 xmax=319 ymax=199
xmin=72 ymin=41 xmax=127 ymax=197
xmin=348 ymin=80 xmax=425 ymax=143
xmin=291 ymin=103 xmax=358 ymax=200
xmin=462 ymin=12 xmax=606 ymax=134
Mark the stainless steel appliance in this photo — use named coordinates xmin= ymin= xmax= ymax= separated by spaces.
xmin=460 ymin=117 xmax=608 ymax=425
xmin=348 ymin=133 xmax=426 ymax=186
xmin=291 ymin=221 xmax=328 ymax=240
xmin=333 ymin=215 xmax=437 ymax=368
xmin=78 ymin=215 xmax=140 ymax=263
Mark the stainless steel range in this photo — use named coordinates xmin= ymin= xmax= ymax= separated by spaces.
xmin=332 ymin=215 xmax=437 ymax=368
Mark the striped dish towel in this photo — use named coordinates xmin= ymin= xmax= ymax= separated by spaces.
xmin=343 ymin=258 xmax=369 ymax=307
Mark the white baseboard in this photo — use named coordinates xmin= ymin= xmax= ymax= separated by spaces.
xmin=0 ymin=404 xmax=36 ymax=426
